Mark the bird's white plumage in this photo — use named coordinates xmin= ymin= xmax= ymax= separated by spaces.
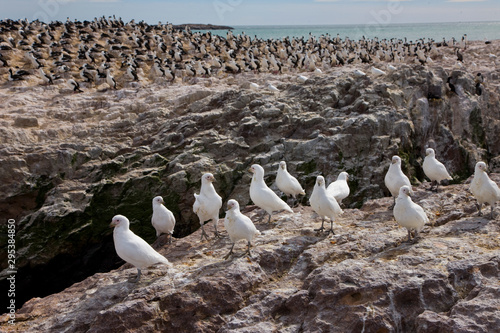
xmin=193 ymin=173 xmax=222 ymax=237
xmin=470 ymin=162 xmax=500 ymax=216
xmin=422 ymin=148 xmax=452 ymax=182
xmin=267 ymin=83 xmax=279 ymax=93
xmin=297 ymin=75 xmax=308 ymax=83
xmin=353 ymin=69 xmax=366 ymax=77
xmin=326 ymin=171 xmax=350 ymax=203
xmin=387 ymin=64 xmax=397 ymax=72
xmin=276 ymin=161 xmax=305 ymax=199
xmin=111 ymin=215 xmax=170 ymax=271
xmin=249 ymin=82 xmax=260 ymax=90
xmin=384 ymin=155 xmax=411 ymax=198
xmin=151 ymin=196 xmax=175 ymax=237
xmin=250 ymin=164 xmax=293 ymax=219
xmin=393 ymin=186 xmax=428 ymax=240
xmin=224 ymin=199 xmax=260 ymax=245
xmin=371 ymin=66 xmax=386 ymax=77
xmin=310 ymin=175 xmax=343 ymax=225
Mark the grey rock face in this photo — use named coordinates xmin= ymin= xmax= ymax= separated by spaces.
xmin=1 ymin=59 xmax=499 ymax=321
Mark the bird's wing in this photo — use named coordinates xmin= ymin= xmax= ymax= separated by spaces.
xmin=485 ymin=178 xmax=500 ymax=201
xmin=326 ymin=181 xmax=341 ymax=197
xmin=193 ymin=193 xmax=203 ymax=214
xmin=289 ymin=176 xmax=305 ymax=193
xmin=258 ymin=187 xmax=292 ymax=212
xmin=278 ymin=173 xmax=304 ymax=195
xmin=424 ymin=159 xmax=451 ymax=180
xmin=411 ymin=202 xmax=429 ymax=223
xmin=230 ymin=212 xmax=258 ymax=241
xmin=433 ymin=160 xmax=452 ymax=179
xmin=116 ymin=231 xmax=169 ymax=268
xmin=152 ymin=208 xmax=175 ymax=232
xmin=262 ymin=188 xmax=291 ymax=210
xmin=326 ymin=195 xmax=343 ymax=216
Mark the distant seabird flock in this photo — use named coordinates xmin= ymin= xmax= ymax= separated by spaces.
xmin=0 ymin=16 xmax=474 ymax=91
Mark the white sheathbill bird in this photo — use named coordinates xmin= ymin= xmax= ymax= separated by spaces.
xmin=393 ymin=186 xmax=428 ymax=242
xmin=470 ymin=161 xmax=500 ymax=219
xmin=422 ymin=148 xmax=452 ymax=192
xmin=110 ymin=215 xmax=170 ymax=282
xmin=384 ymin=155 xmax=411 ymax=207
xmin=151 ymin=196 xmax=176 ymax=245
xmin=250 ymin=164 xmax=293 ymax=222
xmin=326 ymin=171 xmax=350 ymax=204
xmin=276 ymin=161 xmax=305 ymax=206
xmin=310 ymin=175 xmax=343 ymax=234
xmin=193 ymin=173 xmax=223 ymax=240
xmin=223 ymin=199 xmax=261 ymax=259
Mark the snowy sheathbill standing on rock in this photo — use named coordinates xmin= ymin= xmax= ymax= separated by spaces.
xmin=276 ymin=161 xmax=305 ymax=206
xmin=422 ymin=148 xmax=452 ymax=192
xmin=385 ymin=155 xmax=411 ymax=207
xmin=193 ymin=173 xmax=223 ymax=240
xmin=110 ymin=215 xmax=171 ymax=282
xmin=151 ymin=196 xmax=176 ymax=245
xmin=223 ymin=199 xmax=261 ymax=259
xmin=310 ymin=175 xmax=343 ymax=234
xmin=249 ymin=164 xmax=293 ymax=222
xmin=470 ymin=161 xmax=500 ymax=219
xmin=393 ymin=186 xmax=428 ymax=242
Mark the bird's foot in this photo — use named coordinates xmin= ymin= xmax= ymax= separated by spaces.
xmin=411 ymin=237 xmax=421 ymax=244
xmin=214 ymin=231 xmax=223 ymax=239
xmin=236 ymin=251 xmax=250 ymax=258
xmin=476 ymin=204 xmax=483 ymax=216
xmin=314 ymin=227 xmax=325 ymax=232
xmin=224 ymin=251 xmax=233 ymax=260
xmin=200 ymin=229 xmax=210 ymax=241
xmin=129 ymin=272 xmax=141 ymax=283
xmin=327 ymin=228 xmax=336 ymax=235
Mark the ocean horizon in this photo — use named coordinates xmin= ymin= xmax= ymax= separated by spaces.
xmin=194 ymin=21 xmax=500 ymax=42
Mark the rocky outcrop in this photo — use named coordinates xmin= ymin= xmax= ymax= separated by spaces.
xmin=3 ymin=178 xmax=500 ymax=332
xmin=1 ymin=41 xmax=500 ymax=315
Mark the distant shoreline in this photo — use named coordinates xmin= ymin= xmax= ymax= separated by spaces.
xmin=173 ymin=23 xmax=233 ymax=30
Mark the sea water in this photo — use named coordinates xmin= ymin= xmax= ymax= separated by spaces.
xmin=195 ymin=21 xmax=500 ymax=42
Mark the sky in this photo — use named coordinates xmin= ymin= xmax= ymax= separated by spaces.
xmin=1 ymin=0 xmax=499 ymax=26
